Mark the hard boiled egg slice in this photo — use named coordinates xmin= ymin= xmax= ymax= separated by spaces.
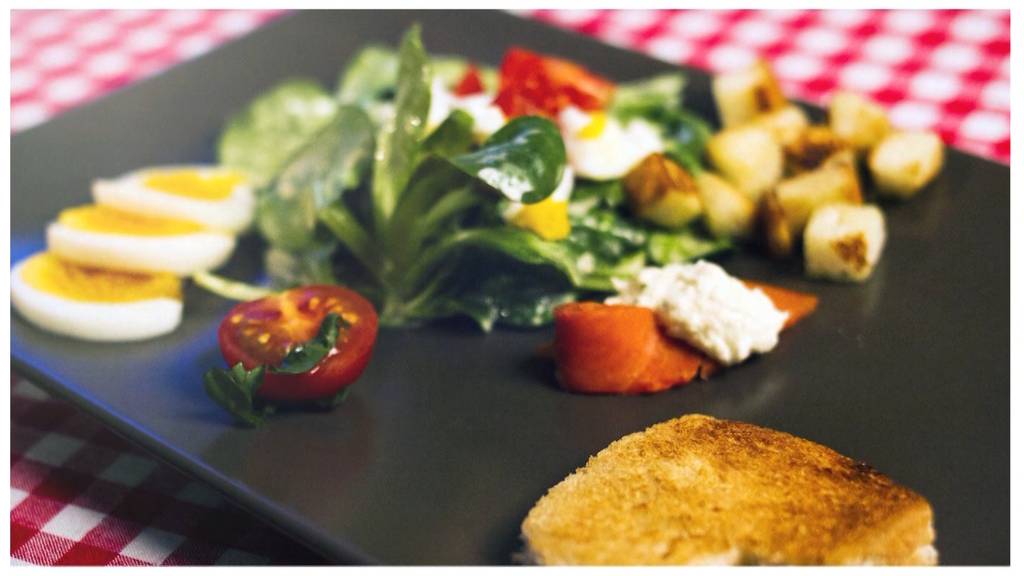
xmin=11 ymin=252 xmax=183 ymax=342
xmin=93 ymin=166 xmax=254 ymax=233
xmin=47 ymin=205 xmax=236 ymax=276
xmin=558 ymin=106 xmax=664 ymax=181
xmin=503 ymin=166 xmax=574 ymax=241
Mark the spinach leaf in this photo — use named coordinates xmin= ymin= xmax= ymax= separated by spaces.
xmin=337 ymin=46 xmax=400 ymax=105
xmin=257 ymin=105 xmax=375 ymax=251
xmin=449 ymin=116 xmax=566 ymax=204
xmin=218 ymin=80 xmax=338 ymax=186
xmin=647 ymin=228 xmax=732 ymax=265
xmin=371 ymin=25 xmax=431 ymax=231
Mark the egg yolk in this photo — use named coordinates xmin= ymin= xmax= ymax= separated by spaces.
xmin=509 ymin=199 xmax=571 ymax=241
xmin=577 ymin=112 xmax=607 ymax=140
xmin=142 ymin=169 xmax=244 ymax=200
xmin=58 ymin=205 xmax=205 ymax=236
xmin=21 ymin=252 xmax=181 ymax=302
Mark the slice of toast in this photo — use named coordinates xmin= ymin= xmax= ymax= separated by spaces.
xmin=521 ymin=414 xmax=936 ymax=565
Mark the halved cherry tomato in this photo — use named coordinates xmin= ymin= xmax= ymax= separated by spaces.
xmin=218 ymin=285 xmax=378 ymax=402
xmin=453 ymin=64 xmax=485 ymax=96
xmin=494 ymin=47 xmax=615 ymax=119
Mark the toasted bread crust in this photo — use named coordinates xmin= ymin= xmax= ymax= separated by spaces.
xmin=522 ymin=414 xmax=935 ymax=565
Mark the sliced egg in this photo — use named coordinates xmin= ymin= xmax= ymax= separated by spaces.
xmin=503 ymin=166 xmax=574 ymax=241
xmin=47 ymin=205 xmax=236 ymax=276
xmin=558 ymin=106 xmax=664 ymax=181
xmin=11 ymin=252 xmax=183 ymax=341
xmin=93 ymin=166 xmax=254 ymax=233
xmin=427 ymin=78 xmax=507 ymax=141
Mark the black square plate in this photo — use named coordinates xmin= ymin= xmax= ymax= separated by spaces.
xmin=11 ymin=10 xmax=1009 ymax=565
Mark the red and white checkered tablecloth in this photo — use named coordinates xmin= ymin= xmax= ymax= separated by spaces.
xmin=9 ymin=8 xmax=1012 ymax=567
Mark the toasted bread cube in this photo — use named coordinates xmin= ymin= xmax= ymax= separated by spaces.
xmin=805 ymin=204 xmax=886 ymax=282
xmin=869 ymin=131 xmax=944 ymax=199
xmin=775 ymin=161 xmax=863 ymax=236
xmin=784 ymin=125 xmax=849 ymax=174
xmin=758 ymin=190 xmax=794 ymax=258
xmin=829 ymin=90 xmax=891 ymax=153
xmin=712 ymin=60 xmax=788 ymax=128
xmin=707 ymin=125 xmax=783 ymax=202
xmin=624 ymin=154 xmax=702 ymax=229
xmin=696 ymin=171 xmax=755 ymax=239
xmin=753 ymin=105 xmax=810 ymax=147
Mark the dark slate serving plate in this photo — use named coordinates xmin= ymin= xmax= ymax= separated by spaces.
xmin=10 ymin=10 xmax=1009 ymax=565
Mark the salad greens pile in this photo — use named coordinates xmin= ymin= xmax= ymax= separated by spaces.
xmin=216 ymin=25 xmax=727 ymax=331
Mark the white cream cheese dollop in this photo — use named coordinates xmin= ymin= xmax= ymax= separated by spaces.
xmin=606 ymin=261 xmax=789 ymax=365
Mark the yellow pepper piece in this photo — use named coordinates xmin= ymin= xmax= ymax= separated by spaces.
xmin=509 ymin=199 xmax=571 ymax=241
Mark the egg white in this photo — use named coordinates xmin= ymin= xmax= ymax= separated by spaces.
xmin=427 ymin=78 xmax=507 ymax=141
xmin=47 ymin=222 xmax=236 ymax=276
xmin=11 ymin=259 xmax=183 ymax=342
xmin=93 ymin=165 xmax=255 ymax=233
xmin=558 ymin=106 xmax=664 ymax=181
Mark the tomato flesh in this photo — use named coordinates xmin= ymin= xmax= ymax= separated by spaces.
xmin=453 ymin=64 xmax=485 ymax=96
xmin=218 ymin=285 xmax=379 ymax=402
xmin=494 ymin=47 xmax=615 ymax=119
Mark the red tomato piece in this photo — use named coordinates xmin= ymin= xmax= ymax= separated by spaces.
xmin=453 ymin=64 xmax=485 ymax=96
xmin=218 ymin=285 xmax=378 ymax=402
xmin=494 ymin=47 xmax=615 ymax=119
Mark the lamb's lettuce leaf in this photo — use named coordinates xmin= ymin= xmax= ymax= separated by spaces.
xmin=337 ymin=46 xmax=400 ymax=105
xmin=218 ymin=80 xmax=338 ymax=186
xmin=257 ymin=105 xmax=375 ymax=251
xmin=422 ymin=109 xmax=475 ymax=157
xmin=611 ymin=73 xmax=686 ymax=117
xmin=371 ymin=25 xmax=431 ymax=231
xmin=449 ymin=116 xmax=566 ymax=204
xmin=609 ymin=71 xmax=710 ymax=173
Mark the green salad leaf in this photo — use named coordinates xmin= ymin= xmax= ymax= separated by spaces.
xmin=204 ymin=363 xmax=269 ymax=427
xmin=213 ymin=25 xmax=721 ymax=332
xmin=371 ymin=25 xmax=431 ymax=231
xmin=271 ymin=313 xmax=345 ymax=374
xmin=337 ymin=46 xmax=400 ymax=105
xmin=449 ymin=116 xmax=566 ymax=204
xmin=422 ymin=109 xmax=476 ymax=157
xmin=647 ymin=228 xmax=732 ymax=265
xmin=611 ymin=73 xmax=686 ymax=117
xmin=610 ymin=72 xmax=710 ymax=173
xmin=218 ymin=80 xmax=338 ymax=186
